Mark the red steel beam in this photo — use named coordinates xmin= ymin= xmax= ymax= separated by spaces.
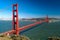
xmin=2 ymin=21 xmax=42 ymax=35
xmin=1 ymin=20 xmax=48 ymax=35
xmin=18 ymin=20 xmax=43 ymax=31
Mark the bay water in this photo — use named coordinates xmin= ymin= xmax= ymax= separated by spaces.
xmin=0 ymin=20 xmax=60 ymax=40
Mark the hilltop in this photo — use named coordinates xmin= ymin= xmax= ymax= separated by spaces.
xmin=0 ymin=34 xmax=29 ymax=40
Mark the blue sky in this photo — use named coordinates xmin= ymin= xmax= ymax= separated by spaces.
xmin=0 ymin=0 xmax=60 ymax=19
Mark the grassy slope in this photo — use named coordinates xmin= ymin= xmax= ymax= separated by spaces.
xmin=0 ymin=35 xmax=29 ymax=40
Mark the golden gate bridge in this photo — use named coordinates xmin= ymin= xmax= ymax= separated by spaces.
xmin=0 ymin=4 xmax=49 ymax=36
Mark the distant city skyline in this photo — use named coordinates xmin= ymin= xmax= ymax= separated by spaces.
xmin=0 ymin=0 xmax=60 ymax=20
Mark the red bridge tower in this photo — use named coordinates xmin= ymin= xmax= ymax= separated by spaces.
xmin=45 ymin=15 xmax=49 ymax=23
xmin=12 ymin=4 xmax=19 ymax=35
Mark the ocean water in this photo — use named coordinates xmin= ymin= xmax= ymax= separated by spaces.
xmin=0 ymin=20 xmax=60 ymax=40
xmin=0 ymin=20 xmax=34 ymax=33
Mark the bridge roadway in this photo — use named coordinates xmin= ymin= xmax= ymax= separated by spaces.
xmin=0 ymin=20 xmax=45 ymax=35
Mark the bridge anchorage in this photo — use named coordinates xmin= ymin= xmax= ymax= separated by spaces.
xmin=1 ymin=4 xmax=49 ymax=36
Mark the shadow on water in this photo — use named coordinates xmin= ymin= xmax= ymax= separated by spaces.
xmin=20 ymin=22 xmax=45 ymax=34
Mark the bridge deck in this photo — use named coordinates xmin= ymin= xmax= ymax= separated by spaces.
xmin=0 ymin=20 xmax=45 ymax=35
